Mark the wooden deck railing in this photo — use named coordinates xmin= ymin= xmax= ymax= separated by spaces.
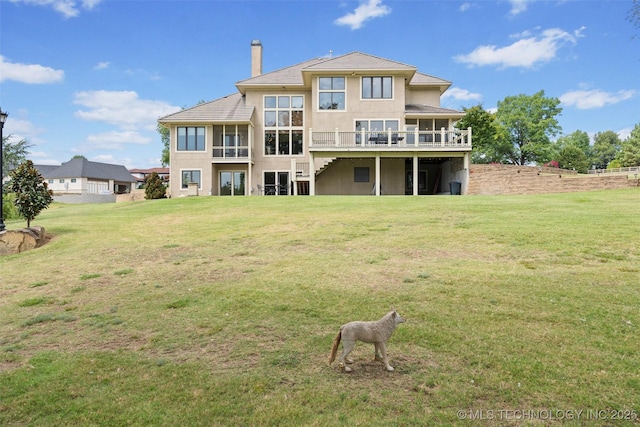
xmin=310 ymin=128 xmax=472 ymax=149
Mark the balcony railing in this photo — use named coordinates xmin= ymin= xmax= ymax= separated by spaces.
xmin=309 ymin=128 xmax=472 ymax=150
xmin=212 ymin=146 xmax=253 ymax=160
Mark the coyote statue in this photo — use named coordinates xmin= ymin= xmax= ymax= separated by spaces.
xmin=328 ymin=308 xmax=405 ymax=372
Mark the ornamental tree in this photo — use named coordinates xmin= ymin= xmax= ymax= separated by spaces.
xmin=144 ymin=171 xmax=167 ymax=199
xmin=8 ymin=160 xmax=54 ymax=228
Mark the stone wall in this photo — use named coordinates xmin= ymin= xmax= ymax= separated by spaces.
xmin=53 ymin=193 xmax=116 ymax=204
xmin=467 ymin=164 xmax=639 ymax=195
xmin=116 ymin=189 xmax=147 ymax=202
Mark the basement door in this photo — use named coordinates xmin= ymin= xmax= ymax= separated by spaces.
xmin=264 ymin=171 xmax=289 ymax=195
xmin=220 ymin=171 xmax=246 ymax=196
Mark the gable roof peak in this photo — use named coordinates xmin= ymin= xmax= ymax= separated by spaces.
xmin=303 ymin=51 xmax=417 ymax=73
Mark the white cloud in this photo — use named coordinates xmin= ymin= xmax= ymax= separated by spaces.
xmin=334 ymin=0 xmax=391 ymax=30
xmin=508 ymin=0 xmax=530 ymax=16
xmin=1 ymin=114 xmax=47 ymax=146
xmin=459 ymin=3 xmax=472 ymax=12
xmin=85 ymin=130 xmax=151 ymax=149
xmin=91 ymin=154 xmax=117 ymax=163
xmin=8 ymin=0 xmax=102 ymax=18
xmin=0 ymin=55 xmax=64 ymax=84
xmin=441 ymin=87 xmax=482 ymax=102
xmin=454 ymin=27 xmax=585 ymax=69
xmin=617 ymin=127 xmax=632 ymax=141
xmin=560 ymin=89 xmax=636 ymax=109
xmin=73 ymin=90 xmax=179 ymax=132
xmin=91 ymin=154 xmax=137 ymax=169
xmin=93 ymin=61 xmax=110 ymax=70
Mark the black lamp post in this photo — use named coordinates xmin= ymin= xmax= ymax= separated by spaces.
xmin=0 ymin=107 xmax=8 ymax=232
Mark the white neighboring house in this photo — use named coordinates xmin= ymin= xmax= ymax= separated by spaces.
xmin=37 ymin=157 xmax=137 ymax=195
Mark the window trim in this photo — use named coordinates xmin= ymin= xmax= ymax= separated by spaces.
xmin=263 ymin=94 xmax=305 ymax=157
xmin=318 ymin=76 xmax=346 ymax=111
xmin=180 ymin=169 xmax=202 ymax=190
xmin=361 ymin=76 xmax=393 ymax=100
xmin=176 ymin=126 xmax=206 ymax=152
xmin=354 ymin=167 xmax=370 ymax=183
xmin=219 ymin=170 xmax=246 ymax=196
xmin=355 ymin=119 xmax=400 ymax=132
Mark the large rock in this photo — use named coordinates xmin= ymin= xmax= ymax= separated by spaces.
xmin=0 ymin=226 xmax=46 ymax=256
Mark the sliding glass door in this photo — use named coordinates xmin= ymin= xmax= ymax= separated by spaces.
xmin=220 ymin=171 xmax=246 ymax=196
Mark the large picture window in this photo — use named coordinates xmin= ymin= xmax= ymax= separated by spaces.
xmin=177 ymin=127 xmax=205 ymax=151
xmin=362 ymin=76 xmax=392 ymax=99
xmin=318 ymin=77 xmax=345 ymax=110
xmin=264 ymin=95 xmax=304 ymax=156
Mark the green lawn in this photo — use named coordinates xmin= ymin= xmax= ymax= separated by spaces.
xmin=1 ymin=191 xmax=639 ymax=426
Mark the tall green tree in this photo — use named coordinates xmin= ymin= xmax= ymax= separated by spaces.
xmin=8 ymin=160 xmax=54 ymax=228
xmin=556 ymin=144 xmax=590 ymax=173
xmin=553 ymin=130 xmax=592 ymax=171
xmin=2 ymin=136 xmax=32 ymax=179
xmin=616 ymin=123 xmax=640 ymax=167
xmin=556 ymin=130 xmax=590 ymax=153
xmin=456 ymin=105 xmax=510 ymax=163
xmin=158 ymin=123 xmax=170 ymax=167
xmin=495 ymin=90 xmax=562 ymax=165
xmin=592 ymin=130 xmax=621 ymax=169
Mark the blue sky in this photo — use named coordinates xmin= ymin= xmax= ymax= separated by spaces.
xmin=1 ymin=0 xmax=638 ymax=169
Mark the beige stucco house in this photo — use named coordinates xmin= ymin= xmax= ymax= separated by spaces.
xmin=158 ymin=41 xmax=471 ymax=197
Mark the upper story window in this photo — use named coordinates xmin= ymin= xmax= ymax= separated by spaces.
xmin=318 ymin=77 xmax=345 ymax=110
xmin=177 ymin=126 xmax=205 ymax=151
xmin=264 ymin=95 xmax=304 ymax=156
xmin=264 ymin=96 xmax=304 ymax=127
xmin=362 ymin=76 xmax=392 ymax=99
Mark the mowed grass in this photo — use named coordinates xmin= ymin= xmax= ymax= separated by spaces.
xmin=1 ymin=190 xmax=639 ymax=426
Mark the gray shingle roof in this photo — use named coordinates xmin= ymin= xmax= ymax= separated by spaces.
xmin=41 ymin=157 xmax=136 ymax=182
xmin=159 ymin=93 xmax=254 ymax=123
xmin=236 ymin=57 xmax=326 ymax=88
xmin=409 ymin=72 xmax=451 ymax=86
xmin=34 ymin=164 xmax=60 ymax=177
xmin=405 ymin=104 xmax=465 ymax=116
xmin=303 ymin=52 xmax=416 ymax=72
xmin=162 ymin=52 xmax=457 ymax=122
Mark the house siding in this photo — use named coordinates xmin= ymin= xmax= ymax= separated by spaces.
xmin=159 ymin=45 xmax=471 ymax=198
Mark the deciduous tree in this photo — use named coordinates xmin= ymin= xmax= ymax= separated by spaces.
xmin=495 ymin=90 xmax=562 ymax=165
xmin=456 ymin=105 xmax=511 ymax=163
xmin=2 ymin=136 xmax=32 ymax=179
xmin=556 ymin=144 xmax=590 ymax=173
xmin=158 ymin=123 xmax=170 ymax=167
xmin=592 ymin=130 xmax=621 ymax=169
xmin=616 ymin=123 xmax=640 ymax=167
xmin=553 ymin=130 xmax=592 ymax=171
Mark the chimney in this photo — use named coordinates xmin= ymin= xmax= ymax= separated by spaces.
xmin=251 ymin=40 xmax=262 ymax=77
